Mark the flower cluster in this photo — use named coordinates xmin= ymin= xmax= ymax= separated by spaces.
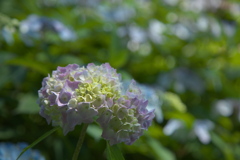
xmin=38 ymin=63 xmax=155 ymax=145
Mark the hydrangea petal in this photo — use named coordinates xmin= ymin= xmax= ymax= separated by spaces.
xmin=64 ymin=79 xmax=80 ymax=91
xmin=58 ymin=91 xmax=72 ymax=106
xmin=97 ymin=108 xmax=113 ymax=128
xmin=76 ymin=102 xmax=98 ymax=123
xmin=48 ymin=93 xmax=58 ymax=106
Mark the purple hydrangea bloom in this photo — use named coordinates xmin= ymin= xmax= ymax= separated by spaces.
xmin=38 ymin=63 xmax=155 ymax=145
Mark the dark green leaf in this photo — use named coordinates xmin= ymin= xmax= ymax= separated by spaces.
xmin=6 ymin=58 xmax=50 ymax=75
xmin=17 ymin=127 xmax=60 ymax=160
xmin=15 ymin=93 xmax=39 ymax=114
xmin=146 ymin=136 xmax=176 ymax=160
xmin=106 ymin=141 xmax=125 ymax=160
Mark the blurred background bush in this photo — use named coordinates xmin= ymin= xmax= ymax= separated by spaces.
xmin=1 ymin=0 xmax=240 ymax=159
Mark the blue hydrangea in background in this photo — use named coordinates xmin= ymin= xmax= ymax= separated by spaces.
xmin=0 ymin=142 xmax=45 ymax=160
xmin=20 ymin=14 xmax=76 ymax=45
xmin=163 ymin=119 xmax=214 ymax=144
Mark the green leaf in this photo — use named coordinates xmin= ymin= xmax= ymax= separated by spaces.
xmin=106 ymin=141 xmax=125 ymax=160
xmin=211 ymin=132 xmax=234 ymax=160
xmin=15 ymin=93 xmax=39 ymax=114
xmin=0 ymin=129 xmax=15 ymax=139
xmin=57 ymin=55 xmax=83 ymax=65
xmin=108 ymin=27 xmax=128 ymax=68
xmin=165 ymin=112 xmax=195 ymax=128
xmin=86 ymin=124 xmax=102 ymax=141
xmin=6 ymin=58 xmax=50 ymax=75
xmin=162 ymin=92 xmax=187 ymax=112
xmin=17 ymin=127 xmax=60 ymax=160
xmin=109 ymin=51 xmax=128 ymax=68
xmin=146 ymin=136 xmax=176 ymax=160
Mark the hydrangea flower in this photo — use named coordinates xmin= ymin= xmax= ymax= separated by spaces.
xmin=38 ymin=63 xmax=155 ymax=145
xmin=0 ymin=142 xmax=45 ymax=160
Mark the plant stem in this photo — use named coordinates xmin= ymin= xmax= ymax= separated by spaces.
xmin=72 ymin=123 xmax=89 ymax=160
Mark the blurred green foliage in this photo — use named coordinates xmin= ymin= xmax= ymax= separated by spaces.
xmin=1 ymin=0 xmax=240 ymax=159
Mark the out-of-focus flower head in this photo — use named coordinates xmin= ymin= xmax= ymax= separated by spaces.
xmin=0 ymin=142 xmax=45 ymax=160
xmin=158 ymin=67 xmax=205 ymax=94
xmin=98 ymin=5 xmax=135 ymax=22
xmin=163 ymin=119 xmax=214 ymax=144
xmin=38 ymin=63 xmax=155 ymax=145
xmin=215 ymin=99 xmax=240 ymax=121
xmin=20 ymin=15 xmax=76 ymax=45
xmin=0 ymin=13 xmax=19 ymax=44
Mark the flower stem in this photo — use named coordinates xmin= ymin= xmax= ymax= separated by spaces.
xmin=72 ymin=123 xmax=89 ymax=160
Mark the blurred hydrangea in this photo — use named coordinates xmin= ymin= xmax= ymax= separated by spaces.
xmin=163 ymin=119 xmax=184 ymax=136
xmin=181 ymin=0 xmax=222 ymax=13
xmin=0 ymin=13 xmax=19 ymax=44
xmin=215 ymin=99 xmax=240 ymax=121
xmin=0 ymin=142 xmax=45 ymax=160
xmin=158 ymin=67 xmax=205 ymax=94
xmin=38 ymin=63 xmax=155 ymax=145
xmin=193 ymin=120 xmax=214 ymax=144
xmin=98 ymin=5 xmax=135 ymax=22
xmin=20 ymin=15 xmax=76 ymax=45
xmin=163 ymin=119 xmax=214 ymax=144
xmin=215 ymin=99 xmax=234 ymax=117
xmin=148 ymin=19 xmax=166 ymax=44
